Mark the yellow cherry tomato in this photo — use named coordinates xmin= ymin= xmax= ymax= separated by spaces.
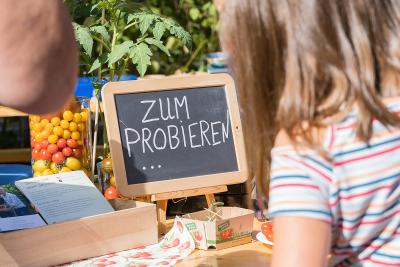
xmin=53 ymin=126 xmax=64 ymax=137
xmin=102 ymin=158 xmax=113 ymax=173
xmin=65 ymin=157 xmax=81 ymax=171
xmin=73 ymin=113 xmax=82 ymax=123
xmin=69 ymin=122 xmax=78 ymax=132
xmin=77 ymin=122 xmax=85 ymax=132
xmin=33 ymin=160 xmax=48 ymax=173
xmin=30 ymin=130 xmax=37 ymax=137
xmin=71 ymin=131 xmax=80 ymax=140
xmin=109 ymin=176 xmax=116 ymax=187
xmin=63 ymin=110 xmax=74 ymax=122
xmin=42 ymin=169 xmax=54 ymax=176
xmin=60 ymin=120 xmax=69 ymax=129
xmin=40 ymin=119 xmax=49 ymax=128
xmin=44 ymin=123 xmax=54 ymax=132
xmin=63 ymin=129 xmax=71 ymax=139
xmin=51 ymin=117 xmax=61 ymax=126
xmin=41 ymin=130 xmax=51 ymax=139
xmin=60 ymin=167 xmax=72 ymax=172
xmin=35 ymin=133 xmax=44 ymax=142
xmin=30 ymin=115 xmax=41 ymax=123
xmin=80 ymin=110 xmax=88 ymax=122
xmin=48 ymin=134 xmax=58 ymax=144
xmin=32 ymin=123 xmax=43 ymax=132
xmin=33 ymin=172 xmax=42 ymax=177
xmin=50 ymin=162 xmax=60 ymax=173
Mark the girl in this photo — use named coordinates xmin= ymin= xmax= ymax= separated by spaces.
xmin=220 ymin=1 xmax=400 ymax=266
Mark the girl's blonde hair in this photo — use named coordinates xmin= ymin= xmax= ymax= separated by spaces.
xmin=220 ymin=0 xmax=400 ymax=199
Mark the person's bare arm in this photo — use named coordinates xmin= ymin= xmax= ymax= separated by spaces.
xmin=0 ymin=0 xmax=77 ymax=114
xmin=272 ymin=217 xmax=331 ymax=267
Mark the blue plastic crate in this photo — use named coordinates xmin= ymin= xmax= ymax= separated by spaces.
xmin=0 ymin=164 xmax=32 ymax=184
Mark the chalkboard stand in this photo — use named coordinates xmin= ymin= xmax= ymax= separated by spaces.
xmin=151 ymin=185 xmax=228 ymax=234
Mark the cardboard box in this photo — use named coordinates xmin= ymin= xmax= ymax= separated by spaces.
xmin=0 ymin=199 xmax=157 ymax=267
xmin=182 ymin=207 xmax=254 ymax=250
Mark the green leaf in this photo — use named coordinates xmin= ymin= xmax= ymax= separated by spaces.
xmin=73 ymin=23 xmax=93 ymax=56
xmin=145 ymin=38 xmax=170 ymax=56
xmin=138 ymin=13 xmax=156 ymax=35
xmin=162 ymin=18 xmax=192 ymax=48
xmin=189 ymin=8 xmax=200 ymax=21
xmin=108 ymin=41 xmax=134 ymax=66
xmin=130 ymin=43 xmax=152 ymax=77
xmin=127 ymin=14 xmax=135 ymax=24
xmin=153 ymin=22 xmax=166 ymax=40
xmin=91 ymin=25 xmax=110 ymax=42
xmin=88 ymin=53 xmax=109 ymax=73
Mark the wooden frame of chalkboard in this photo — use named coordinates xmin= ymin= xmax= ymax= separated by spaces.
xmin=102 ymin=73 xmax=248 ymax=196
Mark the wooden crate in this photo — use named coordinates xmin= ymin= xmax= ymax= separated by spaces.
xmin=0 ymin=199 xmax=157 ymax=267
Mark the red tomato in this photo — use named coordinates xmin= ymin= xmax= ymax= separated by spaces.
xmin=40 ymin=140 xmax=49 ymax=149
xmin=62 ymin=147 xmax=72 ymax=157
xmin=31 ymin=149 xmax=41 ymax=160
xmin=72 ymin=148 xmax=82 ymax=158
xmin=40 ymin=149 xmax=52 ymax=160
xmin=167 ymin=238 xmax=180 ymax=248
xmin=52 ymin=152 xmax=65 ymax=164
xmin=179 ymin=241 xmax=191 ymax=250
xmin=104 ymin=186 xmax=118 ymax=200
xmin=176 ymin=220 xmax=184 ymax=233
xmin=57 ymin=138 xmax=67 ymax=148
xmin=194 ymin=231 xmax=203 ymax=241
xmin=261 ymin=221 xmax=273 ymax=241
xmin=46 ymin=144 xmax=58 ymax=154
xmin=66 ymin=139 xmax=77 ymax=148
xmin=34 ymin=143 xmax=42 ymax=150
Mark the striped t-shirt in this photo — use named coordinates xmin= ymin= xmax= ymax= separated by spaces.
xmin=269 ymin=100 xmax=400 ymax=266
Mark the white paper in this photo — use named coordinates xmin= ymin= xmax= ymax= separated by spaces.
xmin=0 ymin=214 xmax=46 ymax=232
xmin=15 ymin=171 xmax=114 ymax=224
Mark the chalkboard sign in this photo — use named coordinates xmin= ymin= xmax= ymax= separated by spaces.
xmin=102 ymin=74 xmax=248 ymax=196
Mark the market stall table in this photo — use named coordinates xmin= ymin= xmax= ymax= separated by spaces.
xmin=175 ymin=219 xmax=273 ymax=267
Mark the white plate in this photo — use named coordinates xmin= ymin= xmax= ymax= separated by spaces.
xmin=256 ymin=232 xmax=274 ymax=246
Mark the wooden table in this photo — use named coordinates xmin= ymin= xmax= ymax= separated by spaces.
xmin=175 ymin=219 xmax=273 ymax=267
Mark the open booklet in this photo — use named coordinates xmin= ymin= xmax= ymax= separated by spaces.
xmin=0 ymin=181 xmax=46 ymax=232
xmin=15 ymin=171 xmax=114 ymax=225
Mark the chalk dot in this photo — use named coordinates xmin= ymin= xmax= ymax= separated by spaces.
xmin=180 ymin=120 xmax=183 ymax=123
xmin=158 ymin=165 xmax=162 ymax=168
xmin=151 ymin=165 xmax=154 ymax=169
xmin=142 ymin=166 xmax=147 ymax=170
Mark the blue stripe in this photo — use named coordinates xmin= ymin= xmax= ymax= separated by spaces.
xmin=333 ymin=135 xmax=400 ymax=158
xmin=270 ymin=209 xmax=331 ymax=217
xmin=303 ymin=155 xmax=333 ymax=172
xmin=270 ymin=175 xmax=310 ymax=181
xmin=330 ymin=171 xmax=400 ymax=197
xmin=337 ymin=200 xmax=398 ymax=223
xmin=373 ymin=251 xmax=400 ymax=259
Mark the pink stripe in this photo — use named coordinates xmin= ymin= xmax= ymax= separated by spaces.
xmin=330 ymin=185 xmax=394 ymax=207
xmin=337 ymin=123 xmax=356 ymax=131
xmin=339 ymin=210 xmax=400 ymax=231
xmin=283 ymin=155 xmax=332 ymax=182
xmin=334 ymin=144 xmax=400 ymax=166
xmin=270 ymin=183 xmax=320 ymax=191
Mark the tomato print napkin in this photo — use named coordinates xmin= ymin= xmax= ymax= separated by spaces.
xmin=64 ymin=217 xmax=195 ymax=267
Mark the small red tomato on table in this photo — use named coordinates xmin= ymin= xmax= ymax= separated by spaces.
xmin=261 ymin=221 xmax=273 ymax=242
